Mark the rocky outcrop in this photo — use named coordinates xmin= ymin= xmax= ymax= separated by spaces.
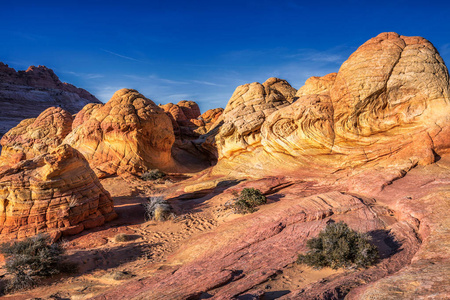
xmin=0 ymin=63 xmax=101 ymax=137
xmin=195 ymin=108 xmax=224 ymax=135
xmin=215 ymin=33 xmax=450 ymax=175
xmin=0 ymin=107 xmax=73 ymax=167
xmin=160 ymin=101 xmax=223 ymax=139
xmin=64 ymin=89 xmax=175 ymax=177
xmin=216 ymin=77 xmax=296 ymax=159
xmin=0 ymin=144 xmax=117 ymax=240
xmin=160 ymin=101 xmax=202 ymax=139
xmin=296 ymin=72 xmax=337 ymax=97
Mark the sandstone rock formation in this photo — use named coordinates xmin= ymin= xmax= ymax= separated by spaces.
xmin=0 ymin=144 xmax=117 ymax=240
xmin=295 ymin=72 xmax=337 ymax=97
xmin=0 ymin=107 xmax=73 ymax=167
xmin=216 ymin=77 xmax=296 ymax=159
xmin=215 ymin=33 xmax=450 ymax=175
xmin=64 ymin=89 xmax=175 ymax=177
xmin=195 ymin=108 xmax=224 ymax=135
xmin=160 ymin=101 xmax=202 ymax=139
xmin=160 ymin=101 xmax=223 ymax=139
xmin=0 ymin=63 xmax=101 ymax=137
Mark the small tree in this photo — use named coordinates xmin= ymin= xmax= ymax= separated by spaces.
xmin=297 ymin=221 xmax=378 ymax=269
xmin=0 ymin=235 xmax=67 ymax=292
xmin=233 ymin=188 xmax=267 ymax=214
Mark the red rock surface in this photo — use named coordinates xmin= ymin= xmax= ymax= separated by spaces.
xmin=0 ymin=144 xmax=117 ymax=240
xmin=93 ymin=182 xmax=419 ymax=300
xmin=65 ymin=89 xmax=176 ymax=177
xmin=0 ymin=63 xmax=101 ymax=137
xmin=0 ymin=107 xmax=73 ymax=167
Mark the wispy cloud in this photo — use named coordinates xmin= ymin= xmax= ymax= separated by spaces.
xmin=190 ymin=80 xmax=225 ymax=87
xmin=64 ymin=71 xmax=104 ymax=79
xmin=101 ymin=49 xmax=142 ymax=62
xmin=124 ymin=74 xmax=188 ymax=85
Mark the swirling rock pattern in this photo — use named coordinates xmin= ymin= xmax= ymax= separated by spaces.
xmin=216 ymin=77 xmax=297 ymax=158
xmin=0 ymin=144 xmax=117 ymax=240
xmin=215 ymin=33 xmax=450 ymax=173
xmin=64 ymin=89 xmax=175 ymax=178
xmin=0 ymin=107 xmax=73 ymax=167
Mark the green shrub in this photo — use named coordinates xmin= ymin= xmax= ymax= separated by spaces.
xmin=233 ymin=188 xmax=267 ymax=214
xmin=297 ymin=221 xmax=378 ymax=269
xmin=141 ymin=169 xmax=166 ymax=181
xmin=0 ymin=234 xmax=67 ymax=292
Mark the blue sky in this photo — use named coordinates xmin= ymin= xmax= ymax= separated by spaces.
xmin=2 ymin=0 xmax=450 ymax=112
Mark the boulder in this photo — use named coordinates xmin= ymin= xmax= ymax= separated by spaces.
xmin=64 ymin=89 xmax=175 ymax=177
xmin=0 ymin=144 xmax=117 ymax=240
xmin=0 ymin=107 xmax=73 ymax=167
xmin=216 ymin=77 xmax=297 ymax=159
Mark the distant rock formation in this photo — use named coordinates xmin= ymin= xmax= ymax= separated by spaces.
xmin=160 ymin=101 xmax=202 ymax=139
xmin=0 ymin=63 xmax=101 ymax=137
xmin=0 ymin=107 xmax=73 ymax=167
xmin=214 ymin=33 xmax=450 ymax=175
xmin=64 ymin=89 xmax=176 ymax=178
xmin=0 ymin=144 xmax=117 ymax=240
xmin=160 ymin=101 xmax=223 ymax=139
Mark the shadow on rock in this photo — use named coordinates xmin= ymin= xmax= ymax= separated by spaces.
xmin=69 ymin=242 xmax=154 ymax=273
xmin=368 ymin=229 xmax=402 ymax=259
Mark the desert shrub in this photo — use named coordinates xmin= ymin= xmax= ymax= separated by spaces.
xmin=143 ymin=196 xmax=174 ymax=221
xmin=141 ymin=169 xmax=166 ymax=181
xmin=0 ymin=235 xmax=67 ymax=292
xmin=114 ymin=233 xmax=133 ymax=243
xmin=297 ymin=221 xmax=378 ymax=270
xmin=233 ymin=188 xmax=267 ymax=214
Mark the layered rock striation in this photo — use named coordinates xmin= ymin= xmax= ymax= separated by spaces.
xmin=0 ymin=107 xmax=73 ymax=167
xmin=64 ymin=89 xmax=176 ymax=177
xmin=0 ymin=144 xmax=117 ymax=240
xmin=215 ymin=33 xmax=450 ymax=174
xmin=0 ymin=63 xmax=100 ymax=137
xmin=216 ymin=77 xmax=296 ymax=159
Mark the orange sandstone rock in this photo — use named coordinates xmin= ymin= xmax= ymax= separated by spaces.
xmin=65 ymin=89 xmax=175 ymax=177
xmin=216 ymin=77 xmax=296 ymax=159
xmin=215 ymin=33 xmax=450 ymax=174
xmin=0 ymin=144 xmax=117 ymax=240
xmin=0 ymin=107 xmax=73 ymax=167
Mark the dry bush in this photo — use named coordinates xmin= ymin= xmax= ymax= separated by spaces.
xmin=143 ymin=195 xmax=174 ymax=221
xmin=0 ymin=234 xmax=72 ymax=292
xmin=297 ymin=221 xmax=379 ymax=269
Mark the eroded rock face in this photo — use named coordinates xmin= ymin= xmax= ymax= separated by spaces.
xmin=0 ymin=144 xmax=117 ymax=240
xmin=329 ymin=32 xmax=450 ymax=166
xmin=215 ymin=33 xmax=450 ymax=174
xmin=160 ymin=101 xmax=202 ymax=139
xmin=64 ymin=89 xmax=175 ymax=177
xmin=296 ymin=72 xmax=337 ymax=97
xmin=0 ymin=107 xmax=73 ymax=167
xmin=216 ymin=77 xmax=297 ymax=158
xmin=0 ymin=63 xmax=101 ymax=137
